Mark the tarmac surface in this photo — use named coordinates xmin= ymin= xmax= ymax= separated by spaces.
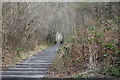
xmin=1 ymin=44 xmax=60 ymax=80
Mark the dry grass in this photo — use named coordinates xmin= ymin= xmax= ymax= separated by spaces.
xmin=2 ymin=44 xmax=48 ymax=69
xmin=47 ymin=26 xmax=119 ymax=78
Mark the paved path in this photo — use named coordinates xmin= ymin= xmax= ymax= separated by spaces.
xmin=1 ymin=44 xmax=60 ymax=80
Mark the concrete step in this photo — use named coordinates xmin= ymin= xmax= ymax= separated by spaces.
xmin=2 ymin=71 xmax=47 ymax=73
xmin=26 ymin=59 xmax=53 ymax=63
xmin=2 ymin=71 xmax=47 ymax=75
xmin=17 ymin=63 xmax=51 ymax=65
xmin=28 ymin=59 xmax=54 ymax=61
xmin=31 ymin=54 xmax=57 ymax=58
xmin=2 ymin=45 xmax=60 ymax=79
xmin=30 ymin=56 xmax=56 ymax=59
xmin=2 ymin=75 xmax=45 ymax=78
xmin=3 ymin=68 xmax=48 ymax=71
xmin=15 ymin=66 xmax=49 ymax=68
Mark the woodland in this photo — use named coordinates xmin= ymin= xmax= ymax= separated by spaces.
xmin=1 ymin=2 xmax=120 ymax=78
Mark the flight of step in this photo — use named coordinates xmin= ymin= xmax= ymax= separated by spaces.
xmin=2 ymin=45 xmax=59 ymax=79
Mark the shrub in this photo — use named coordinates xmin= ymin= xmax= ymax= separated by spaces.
xmin=100 ymin=67 xmax=120 ymax=77
xmin=71 ymin=74 xmax=83 ymax=78
xmin=64 ymin=38 xmax=76 ymax=43
xmin=16 ymin=48 xmax=24 ymax=52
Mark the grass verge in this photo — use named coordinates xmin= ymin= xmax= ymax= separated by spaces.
xmin=2 ymin=44 xmax=48 ymax=69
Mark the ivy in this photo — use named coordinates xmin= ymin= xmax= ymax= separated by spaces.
xmin=101 ymin=52 xmax=109 ymax=57
xmin=114 ymin=51 xmax=120 ymax=55
xmin=95 ymin=33 xmax=103 ymax=38
xmin=16 ymin=48 xmax=24 ymax=52
xmin=104 ymin=44 xmax=116 ymax=50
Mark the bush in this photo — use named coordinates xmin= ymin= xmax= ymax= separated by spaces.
xmin=16 ymin=48 xmax=24 ymax=52
xmin=71 ymin=74 xmax=83 ymax=78
xmin=64 ymin=38 xmax=76 ymax=43
xmin=100 ymin=67 xmax=120 ymax=77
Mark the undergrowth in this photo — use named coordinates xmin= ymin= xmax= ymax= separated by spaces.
xmin=48 ymin=25 xmax=119 ymax=78
xmin=2 ymin=44 xmax=48 ymax=69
